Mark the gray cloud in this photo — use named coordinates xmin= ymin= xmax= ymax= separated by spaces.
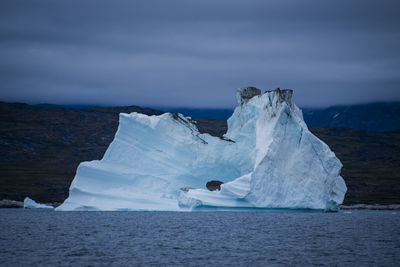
xmin=1 ymin=0 xmax=399 ymax=108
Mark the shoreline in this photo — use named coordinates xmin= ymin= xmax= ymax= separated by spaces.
xmin=0 ymin=199 xmax=60 ymax=209
xmin=1 ymin=199 xmax=400 ymax=210
xmin=340 ymin=204 xmax=400 ymax=210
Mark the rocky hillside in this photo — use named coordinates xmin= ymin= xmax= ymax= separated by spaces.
xmin=302 ymin=102 xmax=400 ymax=132
xmin=0 ymin=102 xmax=399 ymax=205
xmin=0 ymin=102 xmax=162 ymax=204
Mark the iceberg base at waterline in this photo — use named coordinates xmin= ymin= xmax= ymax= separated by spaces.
xmin=57 ymin=87 xmax=347 ymax=212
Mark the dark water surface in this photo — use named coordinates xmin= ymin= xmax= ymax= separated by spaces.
xmin=1 ymin=209 xmax=399 ymax=266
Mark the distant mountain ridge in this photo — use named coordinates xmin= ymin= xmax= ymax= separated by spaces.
xmin=158 ymin=107 xmax=234 ymax=121
xmin=160 ymin=102 xmax=400 ymax=132
xmin=28 ymin=101 xmax=400 ymax=132
xmin=302 ymin=102 xmax=400 ymax=132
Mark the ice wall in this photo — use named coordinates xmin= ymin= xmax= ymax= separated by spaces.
xmin=57 ymin=88 xmax=347 ymax=211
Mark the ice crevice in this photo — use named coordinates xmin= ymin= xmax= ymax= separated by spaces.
xmin=57 ymin=87 xmax=347 ymax=211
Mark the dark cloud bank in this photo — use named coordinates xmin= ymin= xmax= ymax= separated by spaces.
xmin=0 ymin=0 xmax=399 ymax=108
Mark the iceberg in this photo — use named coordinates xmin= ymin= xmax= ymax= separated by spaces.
xmin=24 ymin=197 xmax=54 ymax=209
xmin=57 ymin=87 xmax=347 ymax=211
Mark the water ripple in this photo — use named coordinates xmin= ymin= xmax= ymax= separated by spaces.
xmin=0 ymin=209 xmax=399 ymax=266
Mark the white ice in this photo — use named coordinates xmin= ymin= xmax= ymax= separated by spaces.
xmin=24 ymin=197 xmax=54 ymax=209
xmin=57 ymin=88 xmax=347 ymax=211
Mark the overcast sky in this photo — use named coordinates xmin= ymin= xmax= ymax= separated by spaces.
xmin=0 ymin=0 xmax=399 ymax=108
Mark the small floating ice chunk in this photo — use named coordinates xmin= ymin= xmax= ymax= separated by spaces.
xmin=24 ymin=197 xmax=54 ymax=209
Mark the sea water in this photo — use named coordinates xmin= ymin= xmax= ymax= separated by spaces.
xmin=1 ymin=209 xmax=399 ymax=266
